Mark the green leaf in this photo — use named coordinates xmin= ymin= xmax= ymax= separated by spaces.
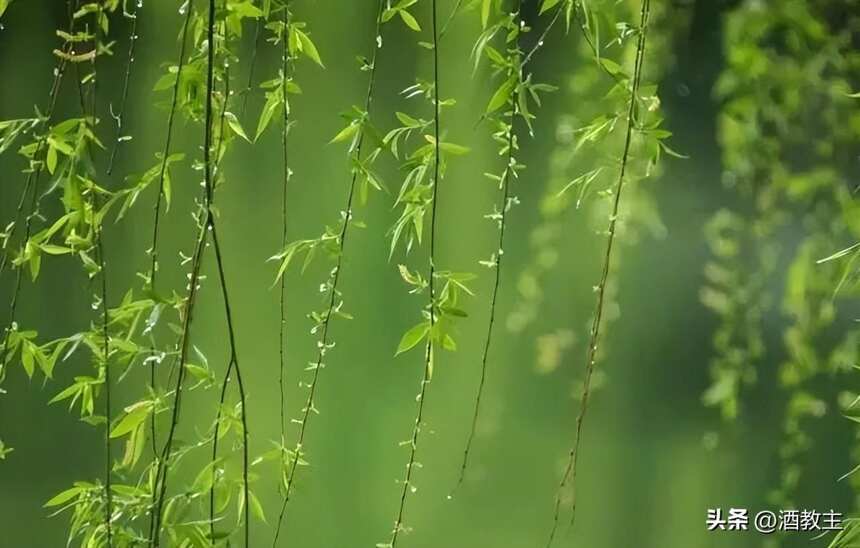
xmin=0 ymin=0 xmax=13 ymax=18
xmin=399 ymin=9 xmax=421 ymax=32
xmin=46 ymin=145 xmax=57 ymax=175
xmin=599 ymin=58 xmax=623 ymax=76
xmin=330 ymin=122 xmax=359 ymax=144
xmin=225 ymin=112 xmax=251 ymax=142
xmin=540 ymin=0 xmax=560 ymax=14
xmin=396 ymin=322 xmax=430 ymax=355
xmin=440 ymin=142 xmax=470 ymax=155
xmin=44 ymin=487 xmax=83 ymax=508
xmin=250 ymin=490 xmax=267 ymax=523
xmin=486 ymin=78 xmax=515 ymax=114
xmin=395 ymin=112 xmax=421 ymax=128
xmin=39 ymin=244 xmax=73 ymax=255
xmin=295 ymin=29 xmax=324 ymax=68
xmin=110 ymin=401 xmax=153 ymax=439
xmin=43 ymin=486 xmax=84 ymax=508
xmin=481 ymin=0 xmax=491 ymax=28
xmin=21 ymin=341 xmax=35 ymax=378
xmin=255 ymin=92 xmax=282 ymax=141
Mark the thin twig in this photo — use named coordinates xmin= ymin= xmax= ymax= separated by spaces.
xmin=0 ymin=3 xmax=79 ymax=376
xmin=0 ymin=55 xmax=68 ymax=278
xmin=239 ymin=16 xmax=264 ymax=119
xmin=388 ymin=1 xmax=441 ymax=545
xmin=271 ymin=1 xmax=292 ymax=544
xmin=149 ymin=0 xmax=217 ymax=544
xmin=0 ymin=55 xmax=69 ymax=373
xmin=206 ymin=60 xmax=251 ymax=546
xmin=439 ymin=0 xmax=463 ymax=37
xmin=208 ymin=218 xmax=250 ymax=547
xmin=271 ymin=1 xmax=387 ymax=544
xmin=454 ymin=2 xmax=523 ymax=491
xmin=544 ymin=2 xmax=651 ymax=546
xmin=522 ymin=1 xmax=564 ymax=67
xmin=86 ymin=7 xmax=114 ymax=544
xmin=145 ymin=0 xmax=195 ymax=460
xmin=106 ymin=3 xmax=140 ymax=175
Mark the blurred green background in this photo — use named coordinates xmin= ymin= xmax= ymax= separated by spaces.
xmin=0 ymin=1 xmax=856 ymax=547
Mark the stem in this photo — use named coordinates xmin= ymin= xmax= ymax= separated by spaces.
xmin=278 ymin=0 xmax=291 ymax=517
xmin=89 ymin=13 xmax=114 ymax=545
xmin=239 ymin=15 xmax=264 ymax=119
xmin=522 ymin=1 xmax=564 ymax=67
xmin=207 ymin=59 xmax=251 ymax=546
xmin=0 ymin=56 xmax=68 ymax=277
xmin=271 ymin=1 xmax=387 ymax=543
xmin=439 ymin=0 xmax=462 ymax=37
xmin=544 ymin=1 xmax=650 ymax=546
xmin=455 ymin=5 xmax=522 ymax=489
xmin=388 ymin=2 xmax=440 ymax=546
xmin=208 ymin=219 xmax=250 ymax=547
xmin=149 ymin=0 xmax=217 ymax=544
xmin=271 ymin=1 xmax=292 ymax=543
xmin=106 ymin=4 xmax=140 ymax=176
xmin=96 ymin=202 xmax=113 ymax=548
xmin=72 ymin=6 xmax=113 ymax=542
xmin=146 ymin=0 xmax=195 ymax=460
xmin=0 ymin=7 xmax=76 ymax=373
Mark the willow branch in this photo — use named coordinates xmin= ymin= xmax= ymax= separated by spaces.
xmin=0 ymin=54 xmax=69 ymax=372
xmin=149 ymin=0 xmax=217 ymax=544
xmin=208 ymin=218 xmax=250 ymax=547
xmin=545 ymin=1 xmax=651 ymax=546
xmin=145 ymin=0 xmax=195 ymax=459
xmin=0 ymin=7 xmax=77 ymax=373
xmin=388 ymin=2 xmax=441 ymax=546
xmin=239 ymin=16 xmax=264 ymax=119
xmin=455 ymin=18 xmax=522 ymax=489
xmin=106 ymin=4 xmax=140 ymax=175
xmin=86 ymin=9 xmax=114 ymax=544
xmin=522 ymin=1 xmax=564 ymax=67
xmin=439 ymin=0 xmax=463 ymax=37
xmin=206 ymin=60 xmax=251 ymax=546
xmin=271 ymin=2 xmax=293 ymax=543
xmin=271 ymin=1 xmax=387 ymax=543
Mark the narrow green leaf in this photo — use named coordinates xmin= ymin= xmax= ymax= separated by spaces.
xmin=399 ymin=10 xmax=421 ymax=32
xmin=486 ymin=78 xmax=515 ymax=114
xmin=44 ymin=487 xmax=83 ymax=508
xmin=396 ymin=322 xmax=430 ymax=355
xmin=540 ymin=0 xmax=561 ymax=15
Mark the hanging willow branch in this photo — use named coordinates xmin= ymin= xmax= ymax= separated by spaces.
xmin=0 ymin=5 xmax=78 ymax=372
xmin=149 ymin=0 xmax=219 ymax=544
xmin=545 ymin=1 xmax=651 ymax=546
xmin=83 ymin=7 xmax=114 ymax=543
xmin=387 ymin=2 xmax=442 ymax=546
xmin=106 ymin=1 xmax=140 ymax=175
xmin=455 ymin=0 xmax=526 ymax=490
xmin=208 ymin=217 xmax=251 ymax=546
xmin=0 ymin=66 xmax=68 ymax=277
xmin=277 ymin=1 xmax=292 ymax=530
xmin=271 ymin=1 xmax=387 ymax=543
xmin=142 ymin=0 xmax=194 ymax=459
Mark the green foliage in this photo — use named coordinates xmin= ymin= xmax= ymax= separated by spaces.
xmin=703 ymin=0 xmax=860 ymax=516
xmin=3 ymin=0 xmax=858 ymax=546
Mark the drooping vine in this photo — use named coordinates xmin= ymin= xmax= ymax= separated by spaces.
xmin=269 ymin=0 xmax=391 ymax=543
xmin=545 ymin=0 xmax=654 ymax=544
xmin=454 ymin=0 xmax=555 ymax=488
xmin=3 ymin=1 xmax=858 ymax=548
xmin=379 ymin=0 xmax=472 ymax=544
xmin=148 ymin=1 xmax=254 ymax=545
